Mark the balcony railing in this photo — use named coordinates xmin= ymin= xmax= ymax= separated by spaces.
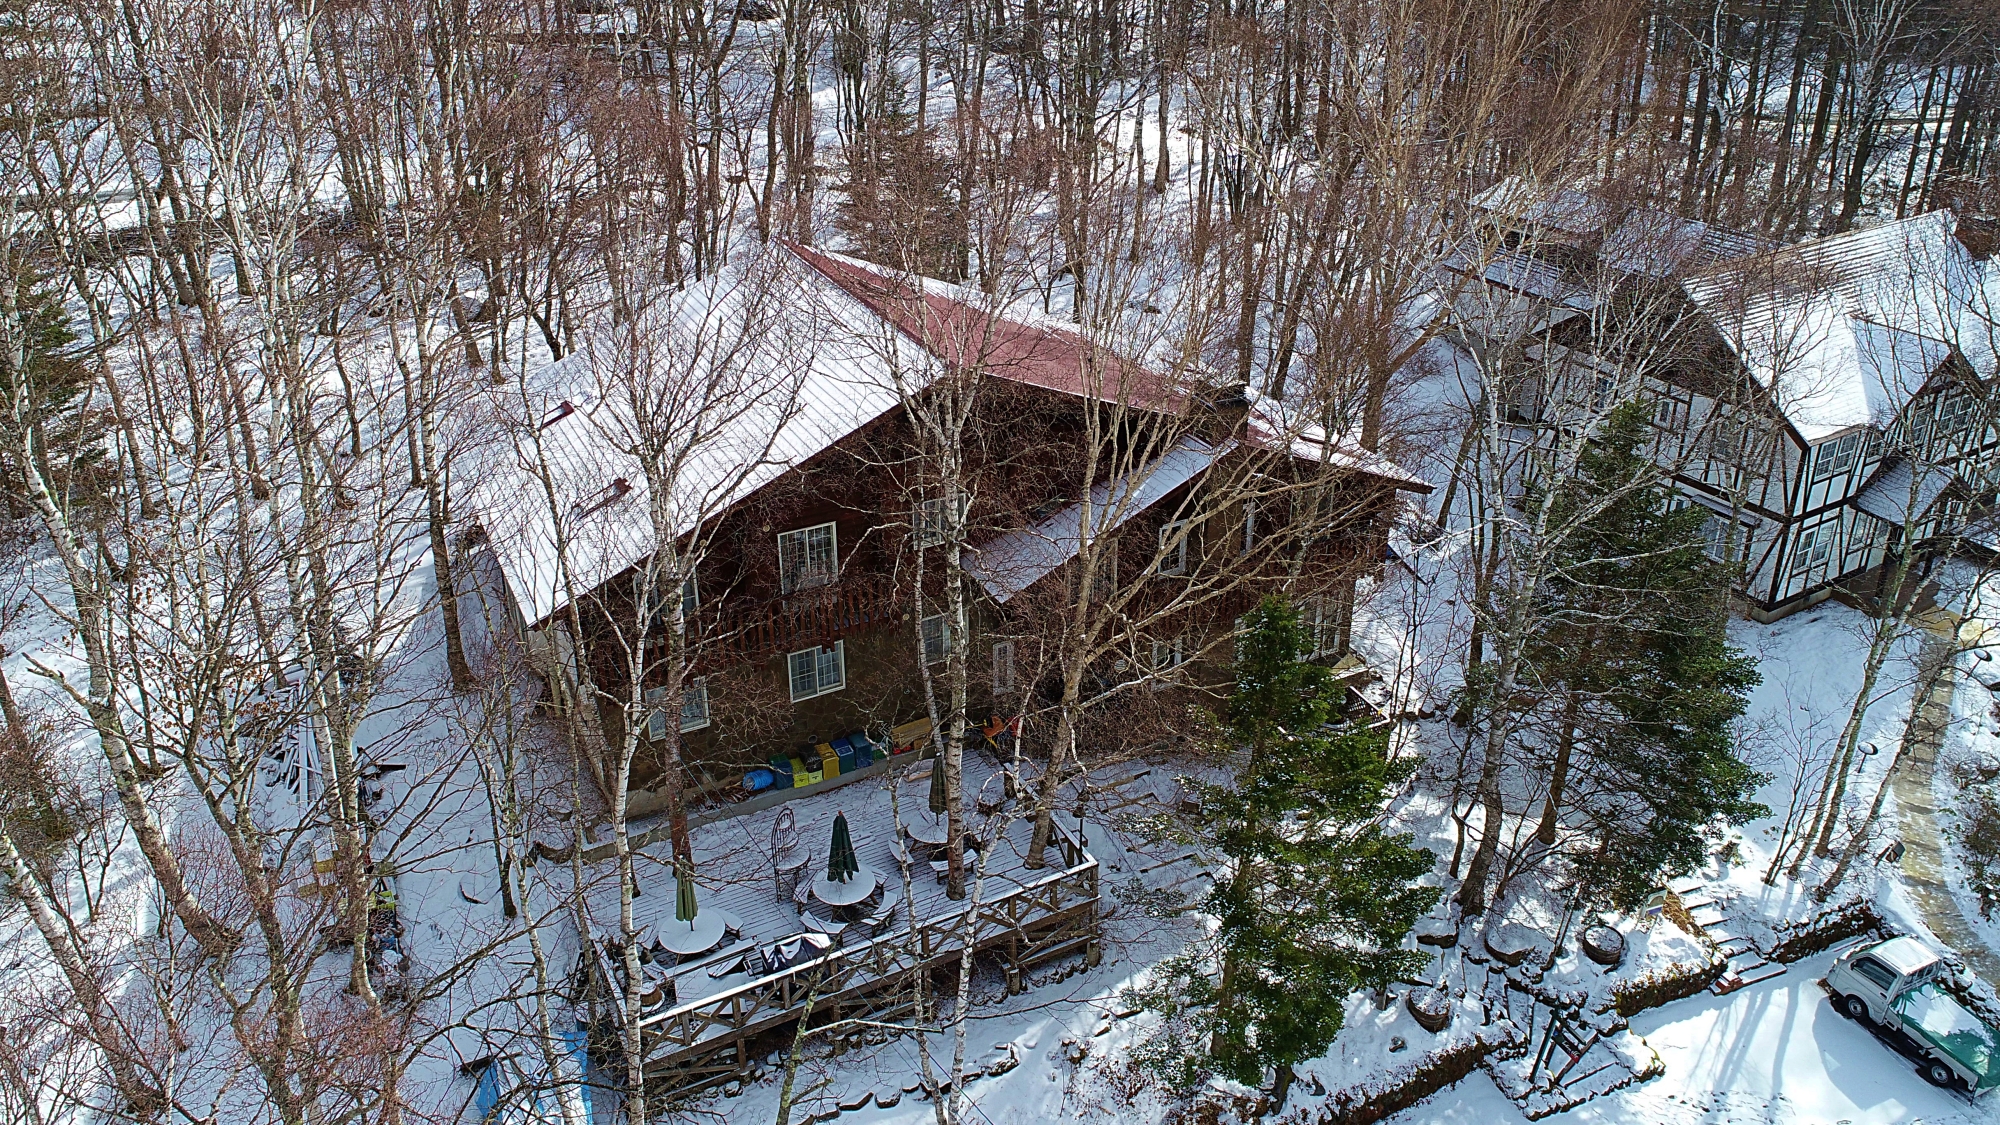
xmin=699 ymin=576 xmax=901 ymax=667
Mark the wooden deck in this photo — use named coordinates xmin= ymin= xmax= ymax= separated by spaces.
xmin=577 ymin=750 xmax=1102 ymax=1094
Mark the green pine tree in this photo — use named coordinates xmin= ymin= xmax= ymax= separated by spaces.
xmin=2 ymin=278 xmax=105 ymax=508
xmin=1129 ymin=596 xmax=1437 ymax=1099
xmin=1529 ymin=402 xmax=1765 ymax=909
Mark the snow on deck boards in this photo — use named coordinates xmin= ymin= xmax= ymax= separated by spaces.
xmin=582 ymin=749 xmax=1069 ymax=1009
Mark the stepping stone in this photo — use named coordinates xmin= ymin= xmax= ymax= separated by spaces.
xmin=839 ymin=1092 xmax=874 ymax=1112
xmin=875 ymin=1091 xmax=901 ymax=1109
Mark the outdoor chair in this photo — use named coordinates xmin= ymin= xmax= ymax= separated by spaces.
xmin=863 ymin=885 xmax=902 ymax=934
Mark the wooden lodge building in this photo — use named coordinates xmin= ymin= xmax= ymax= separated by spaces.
xmin=470 ymin=246 xmax=1429 ymax=804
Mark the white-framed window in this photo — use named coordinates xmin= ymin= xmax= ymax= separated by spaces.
xmin=920 ymin=613 xmax=949 ymax=664
xmin=1242 ymin=499 xmax=1259 ymax=554
xmin=787 ymin=642 xmax=846 ymax=701
xmin=1700 ymin=514 xmax=1732 ymax=561
xmin=1157 ymin=520 xmax=1189 ymax=575
xmin=655 ymin=572 xmax=697 ymax=632
xmin=992 ymin=640 xmax=1016 ymax=693
xmin=914 ymin=492 xmax=969 ymax=549
xmin=1151 ymin=636 xmax=1186 ymax=688
xmin=778 ymin=522 xmax=838 ymax=593
xmin=645 ymin=680 xmax=711 ymax=737
xmin=679 ymin=678 xmax=710 ymax=732
xmin=1791 ymin=522 xmax=1835 ymax=575
xmin=1078 ymin=542 xmax=1118 ymax=604
xmin=1936 ymin=390 xmax=1975 ymax=439
xmin=1303 ymin=596 xmax=1344 ymax=658
xmin=1812 ymin=432 xmax=1862 ymax=482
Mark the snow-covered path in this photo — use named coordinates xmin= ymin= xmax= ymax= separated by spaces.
xmin=1391 ymin=949 xmax=1989 ymax=1125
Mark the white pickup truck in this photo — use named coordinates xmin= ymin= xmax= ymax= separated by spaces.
xmin=1822 ymin=936 xmax=1999 ymax=1096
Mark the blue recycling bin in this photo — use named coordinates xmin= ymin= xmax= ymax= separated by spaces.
xmin=767 ymin=756 xmax=794 ymax=788
xmin=832 ymin=737 xmax=856 ymax=774
xmin=847 ymin=730 xmax=875 ymax=768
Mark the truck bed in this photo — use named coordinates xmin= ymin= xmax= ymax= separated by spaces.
xmin=1892 ymin=984 xmax=2000 ymax=1093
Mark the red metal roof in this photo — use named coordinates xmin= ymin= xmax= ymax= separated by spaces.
xmin=788 ymin=244 xmax=1186 ymax=412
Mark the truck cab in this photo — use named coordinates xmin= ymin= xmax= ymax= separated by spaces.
xmin=1824 ymin=936 xmax=1999 ymax=1096
xmin=1825 ymin=936 xmax=1943 ymax=1023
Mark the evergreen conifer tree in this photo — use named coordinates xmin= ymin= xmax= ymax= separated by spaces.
xmin=1528 ymin=402 xmax=1765 ymax=908
xmin=1130 ymin=596 xmax=1437 ymax=1101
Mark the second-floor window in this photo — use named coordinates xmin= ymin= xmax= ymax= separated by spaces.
xmin=1812 ymin=432 xmax=1862 ymax=482
xmin=920 ymin=613 xmax=949 ymax=664
xmin=788 ymin=642 xmax=846 ymax=701
xmin=914 ymin=493 xmax=969 ymax=549
xmin=1151 ymin=636 xmax=1186 ymax=689
xmin=1242 ymin=499 xmax=1259 ymax=554
xmin=778 ymin=522 xmax=838 ymax=593
xmin=1158 ymin=520 xmax=1189 ymax=575
xmin=653 ymin=571 xmax=698 ymax=633
xmin=992 ymin=640 xmax=1016 ymax=693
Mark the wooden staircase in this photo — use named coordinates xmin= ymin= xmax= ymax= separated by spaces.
xmin=1671 ymin=880 xmax=1786 ymax=995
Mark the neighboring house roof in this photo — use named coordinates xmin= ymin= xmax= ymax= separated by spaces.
xmin=1470 ymin=175 xmax=1769 ymax=278
xmin=967 ymin=435 xmax=1233 ymax=604
xmin=1596 ymin=210 xmax=1772 ymax=279
xmin=1682 ymin=210 xmax=2000 ymax=444
xmin=1442 ymin=246 xmax=1595 ymax=309
xmin=789 ymin=244 xmax=1188 ymax=411
xmin=1853 ymin=458 xmax=1956 ymax=526
xmin=1471 ymin=176 xmax=1614 ymax=237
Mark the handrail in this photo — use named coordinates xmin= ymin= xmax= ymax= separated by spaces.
xmin=636 ymin=850 xmax=1097 ymax=1038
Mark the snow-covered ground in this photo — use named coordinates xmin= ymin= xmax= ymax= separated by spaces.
xmin=1390 ymin=947 xmax=1989 ymax=1125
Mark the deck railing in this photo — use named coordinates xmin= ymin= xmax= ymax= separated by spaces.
xmin=631 ymin=824 xmax=1099 ymax=1067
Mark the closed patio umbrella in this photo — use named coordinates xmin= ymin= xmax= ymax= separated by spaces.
xmin=927 ymin=756 xmax=947 ymax=815
xmin=674 ymin=859 xmax=699 ymax=927
xmin=828 ymin=811 xmax=859 ymax=883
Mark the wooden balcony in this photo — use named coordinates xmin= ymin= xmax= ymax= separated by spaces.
xmin=572 ymin=755 xmax=1101 ymax=1098
xmin=699 ymin=575 xmax=901 ymax=668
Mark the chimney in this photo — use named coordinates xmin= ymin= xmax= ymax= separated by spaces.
xmin=1955 ymin=212 xmax=1998 ymax=260
xmin=1201 ymin=381 xmax=1252 ymax=440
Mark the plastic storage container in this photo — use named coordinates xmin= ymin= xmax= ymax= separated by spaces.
xmin=832 ymin=737 xmax=856 ymax=774
xmin=768 ymin=756 xmax=794 ymax=789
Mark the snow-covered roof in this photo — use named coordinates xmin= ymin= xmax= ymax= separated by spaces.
xmin=967 ymin=435 xmax=1233 ymax=604
xmin=1683 ymin=211 xmax=2000 ymax=443
xmin=1596 ymin=210 xmax=1770 ymax=279
xmin=1442 ymin=246 xmax=1596 ymax=309
xmin=470 ymin=249 xmax=1431 ymax=628
xmin=1853 ymin=459 xmax=1955 ymax=526
xmin=1472 ymin=176 xmax=1614 ymax=236
xmin=1867 ymin=935 xmax=1943 ymax=977
xmin=467 ymin=261 xmax=916 ymax=628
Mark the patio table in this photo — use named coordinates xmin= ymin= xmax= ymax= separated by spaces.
xmin=811 ymin=864 xmax=881 ymax=909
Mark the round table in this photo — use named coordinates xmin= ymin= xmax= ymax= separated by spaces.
xmin=652 ymin=910 xmax=727 ymax=959
xmin=904 ymin=816 xmax=950 ymax=848
xmin=810 ymin=865 xmax=882 ymax=909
